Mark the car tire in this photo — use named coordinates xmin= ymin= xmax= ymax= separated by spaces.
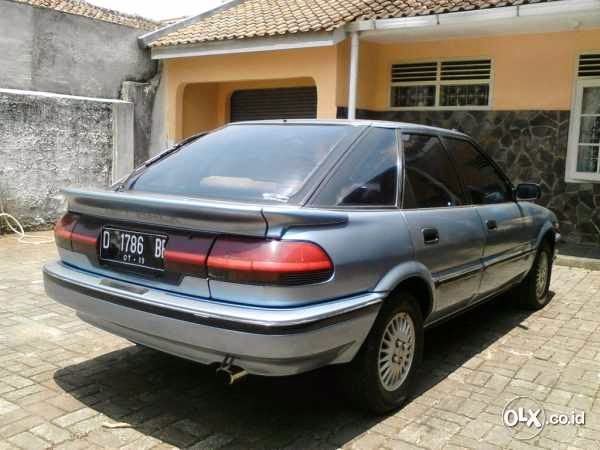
xmin=344 ymin=293 xmax=423 ymax=414
xmin=516 ymin=242 xmax=553 ymax=310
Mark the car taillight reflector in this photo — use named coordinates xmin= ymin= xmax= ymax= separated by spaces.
xmin=54 ymin=213 xmax=98 ymax=251
xmin=164 ymin=236 xmax=213 ymax=277
xmin=54 ymin=213 xmax=78 ymax=250
xmin=207 ymin=238 xmax=333 ymax=285
xmin=72 ymin=220 xmax=100 ymax=255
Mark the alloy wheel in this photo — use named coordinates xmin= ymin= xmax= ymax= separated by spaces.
xmin=378 ymin=312 xmax=415 ymax=392
xmin=535 ymin=251 xmax=549 ymax=300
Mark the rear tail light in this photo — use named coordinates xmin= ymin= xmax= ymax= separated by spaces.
xmin=54 ymin=213 xmax=78 ymax=250
xmin=56 ymin=215 xmax=332 ymax=286
xmin=164 ymin=236 xmax=213 ymax=277
xmin=54 ymin=213 xmax=98 ymax=251
xmin=207 ymin=238 xmax=333 ymax=285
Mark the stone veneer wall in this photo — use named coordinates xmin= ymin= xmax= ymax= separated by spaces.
xmin=338 ymin=108 xmax=600 ymax=245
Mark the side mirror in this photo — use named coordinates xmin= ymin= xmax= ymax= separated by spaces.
xmin=515 ymin=183 xmax=541 ymax=202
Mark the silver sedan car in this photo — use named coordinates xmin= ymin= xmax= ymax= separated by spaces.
xmin=44 ymin=120 xmax=559 ymax=413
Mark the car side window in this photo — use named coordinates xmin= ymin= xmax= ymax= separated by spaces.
xmin=312 ymin=127 xmax=398 ymax=207
xmin=402 ymin=134 xmax=465 ymax=209
xmin=442 ymin=137 xmax=512 ymax=204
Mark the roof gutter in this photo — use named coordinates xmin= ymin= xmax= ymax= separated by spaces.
xmin=138 ymin=0 xmax=244 ymax=49
xmin=144 ymin=0 xmax=600 ymax=58
xmin=150 ymin=29 xmax=347 ymax=60
xmin=345 ymin=0 xmax=600 ymax=33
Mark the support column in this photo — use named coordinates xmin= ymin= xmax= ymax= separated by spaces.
xmin=347 ymin=31 xmax=360 ymax=120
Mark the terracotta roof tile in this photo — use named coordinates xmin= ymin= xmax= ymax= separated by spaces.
xmin=12 ymin=0 xmax=160 ymax=30
xmin=149 ymin=0 xmax=563 ymax=47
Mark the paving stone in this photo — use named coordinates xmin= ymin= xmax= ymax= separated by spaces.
xmin=30 ymin=423 xmax=71 ymax=445
xmin=1 ymin=232 xmax=600 ymax=449
xmin=8 ymin=431 xmax=50 ymax=450
xmin=52 ymin=408 xmax=98 ymax=428
xmin=188 ymin=433 xmax=235 ymax=450
xmin=85 ymin=427 xmax=143 ymax=448
xmin=23 ymin=402 xmax=66 ymax=420
xmin=349 ymin=432 xmax=386 ymax=450
xmin=0 ymin=399 xmax=19 ymax=415
xmin=0 ymin=416 xmax=45 ymax=439
xmin=546 ymin=389 xmax=573 ymax=406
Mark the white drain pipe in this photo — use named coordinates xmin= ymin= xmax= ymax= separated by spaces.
xmin=347 ymin=31 xmax=360 ymax=120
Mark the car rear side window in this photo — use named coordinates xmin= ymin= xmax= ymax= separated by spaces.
xmin=130 ymin=124 xmax=353 ymax=204
xmin=311 ymin=127 xmax=398 ymax=207
xmin=442 ymin=137 xmax=512 ymax=204
xmin=402 ymin=134 xmax=465 ymax=209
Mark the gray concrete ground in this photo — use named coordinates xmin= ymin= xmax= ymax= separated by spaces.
xmin=1 ymin=231 xmax=600 ymax=449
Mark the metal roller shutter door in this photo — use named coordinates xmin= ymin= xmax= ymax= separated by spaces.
xmin=230 ymin=87 xmax=317 ymax=122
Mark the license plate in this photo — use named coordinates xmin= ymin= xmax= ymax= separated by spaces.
xmin=99 ymin=227 xmax=167 ymax=271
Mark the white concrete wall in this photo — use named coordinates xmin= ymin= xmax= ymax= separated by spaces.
xmin=0 ymin=89 xmax=133 ymax=229
xmin=0 ymin=0 xmax=156 ymax=99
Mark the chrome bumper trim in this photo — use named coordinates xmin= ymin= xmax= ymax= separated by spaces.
xmin=43 ymin=261 xmax=383 ymax=334
xmin=43 ymin=261 xmax=383 ymax=376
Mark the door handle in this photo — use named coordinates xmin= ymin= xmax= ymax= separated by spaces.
xmin=486 ymin=220 xmax=498 ymax=230
xmin=422 ymin=228 xmax=439 ymax=245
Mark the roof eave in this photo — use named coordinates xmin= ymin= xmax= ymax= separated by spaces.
xmin=145 ymin=0 xmax=600 ymax=57
xmin=345 ymin=0 xmax=600 ymax=37
xmin=138 ymin=0 xmax=245 ymax=49
xmin=150 ymin=29 xmax=347 ymax=60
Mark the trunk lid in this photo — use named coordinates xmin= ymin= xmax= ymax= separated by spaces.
xmin=58 ymin=189 xmax=347 ymax=304
xmin=65 ymin=188 xmax=268 ymax=237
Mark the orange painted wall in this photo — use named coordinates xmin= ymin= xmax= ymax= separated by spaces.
xmin=360 ymin=29 xmax=600 ymax=111
xmin=163 ymin=46 xmax=338 ymax=141
xmin=182 ymin=83 xmax=219 ymax=137
xmin=165 ymin=28 xmax=600 ymax=142
xmin=336 ymin=39 xmax=380 ymax=111
xmin=181 ymin=78 xmax=315 ymax=138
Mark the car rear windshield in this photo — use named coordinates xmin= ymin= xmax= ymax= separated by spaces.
xmin=130 ymin=124 xmax=353 ymax=204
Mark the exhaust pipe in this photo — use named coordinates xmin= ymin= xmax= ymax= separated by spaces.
xmin=216 ymin=356 xmax=248 ymax=385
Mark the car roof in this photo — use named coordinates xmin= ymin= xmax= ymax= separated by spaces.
xmin=228 ymin=119 xmax=471 ymax=139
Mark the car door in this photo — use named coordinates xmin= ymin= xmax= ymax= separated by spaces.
xmin=400 ymin=133 xmax=486 ymax=322
xmin=441 ymin=137 xmax=531 ymax=297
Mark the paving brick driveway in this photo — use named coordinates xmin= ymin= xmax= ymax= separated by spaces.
xmin=1 ymin=232 xmax=600 ymax=449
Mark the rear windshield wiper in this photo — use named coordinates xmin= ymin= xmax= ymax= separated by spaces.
xmin=144 ymin=132 xmax=207 ymax=167
xmin=113 ymin=132 xmax=207 ymax=192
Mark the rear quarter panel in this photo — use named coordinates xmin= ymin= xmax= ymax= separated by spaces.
xmin=208 ymin=210 xmax=415 ymax=307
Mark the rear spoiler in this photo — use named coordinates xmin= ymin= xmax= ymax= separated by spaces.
xmin=63 ymin=189 xmax=348 ymax=238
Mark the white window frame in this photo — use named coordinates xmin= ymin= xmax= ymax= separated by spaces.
xmin=566 ymin=55 xmax=600 ymax=184
xmin=389 ymin=58 xmax=494 ymax=111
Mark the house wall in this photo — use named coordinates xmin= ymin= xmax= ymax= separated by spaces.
xmin=163 ymin=28 xmax=600 ymax=243
xmin=180 ymin=77 xmax=317 ymax=138
xmin=162 ymin=46 xmax=339 ymax=143
xmin=348 ymin=29 xmax=600 ymax=112
xmin=336 ymin=39 xmax=380 ymax=112
xmin=337 ymin=29 xmax=600 ymax=244
xmin=182 ymin=83 xmax=220 ymax=138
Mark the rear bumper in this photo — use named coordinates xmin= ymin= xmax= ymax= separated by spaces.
xmin=43 ymin=261 xmax=382 ymax=376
